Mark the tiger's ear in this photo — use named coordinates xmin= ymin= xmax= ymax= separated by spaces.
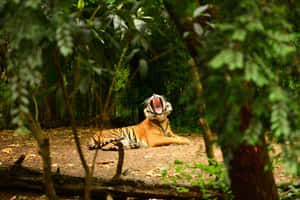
xmin=165 ymin=101 xmax=173 ymax=112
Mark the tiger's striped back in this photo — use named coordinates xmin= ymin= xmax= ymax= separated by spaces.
xmin=87 ymin=126 xmax=145 ymax=150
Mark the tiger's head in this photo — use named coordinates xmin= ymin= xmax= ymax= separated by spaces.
xmin=144 ymin=94 xmax=172 ymax=121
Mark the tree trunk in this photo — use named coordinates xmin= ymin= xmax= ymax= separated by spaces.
xmin=26 ymin=113 xmax=58 ymax=200
xmin=163 ymin=1 xmax=216 ymax=161
xmin=227 ymin=104 xmax=279 ymax=200
xmin=198 ymin=117 xmax=215 ymax=160
xmin=189 ymin=58 xmax=215 ymax=161
xmin=229 ymin=141 xmax=279 ymax=200
xmin=40 ymin=79 xmax=53 ymax=128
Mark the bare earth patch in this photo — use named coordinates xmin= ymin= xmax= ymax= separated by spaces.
xmin=0 ymin=128 xmax=298 ymax=199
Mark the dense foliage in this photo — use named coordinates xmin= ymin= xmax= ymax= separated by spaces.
xmin=0 ymin=0 xmax=192 ymax=130
xmin=0 ymin=0 xmax=300 ymax=198
xmin=197 ymin=0 xmax=300 ymax=176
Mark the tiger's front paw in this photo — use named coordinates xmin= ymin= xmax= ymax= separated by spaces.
xmin=87 ymin=138 xmax=97 ymax=150
xmin=180 ymin=137 xmax=191 ymax=145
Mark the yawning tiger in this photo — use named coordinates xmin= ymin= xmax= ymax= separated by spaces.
xmin=88 ymin=94 xmax=190 ymax=150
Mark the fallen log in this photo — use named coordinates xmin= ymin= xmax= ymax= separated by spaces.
xmin=0 ymin=162 xmax=229 ymax=199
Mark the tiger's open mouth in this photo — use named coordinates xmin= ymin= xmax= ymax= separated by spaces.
xmin=151 ymin=96 xmax=163 ymax=114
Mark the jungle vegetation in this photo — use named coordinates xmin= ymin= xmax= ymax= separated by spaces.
xmin=0 ymin=0 xmax=299 ymax=199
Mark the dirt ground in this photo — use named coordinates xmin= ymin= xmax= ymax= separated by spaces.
xmin=0 ymin=128 xmax=299 ymax=199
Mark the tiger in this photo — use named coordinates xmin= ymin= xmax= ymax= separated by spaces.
xmin=88 ymin=94 xmax=190 ymax=150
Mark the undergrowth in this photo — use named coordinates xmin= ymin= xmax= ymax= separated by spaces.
xmin=161 ymin=158 xmax=233 ymax=200
xmin=161 ymin=158 xmax=299 ymax=200
xmin=279 ymin=182 xmax=300 ymax=200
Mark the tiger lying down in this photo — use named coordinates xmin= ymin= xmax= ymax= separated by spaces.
xmin=88 ymin=94 xmax=190 ymax=150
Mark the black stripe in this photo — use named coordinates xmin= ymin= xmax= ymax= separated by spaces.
xmin=124 ymin=127 xmax=129 ymax=139
xmin=128 ymin=127 xmax=133 ymax=141
xmin=132 ymin=128 xmax=137 ymax=143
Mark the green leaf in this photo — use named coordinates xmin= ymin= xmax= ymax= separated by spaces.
xmin=211 ymin=50 xmax=243 ymax=70
xmin=243 ymin=120 xmax=262 ymax=145
xmin=210 ymin=49 xmax=234 ymax=69
xmin=137 ymin=7 xmax=144 ymax=17
xmin=246 ymin=20 xmax=264 ymax=32
xmin=255 ymin=72 xmax=268 ymax=87
xmin=60 ymin=46 xmax=72 ymax=57
xmin=78 ymin=77 xmax=89 ymax=94
xmin=266 ymin=31 xmax=296 ymax=42
xmin=160 ymin=167 xmax=167 ymax=178
xmin=126 ymin=48 xmax=140 ymax=63
xmin=217 ymin=23 xmax=235 ymax=31
xmin=12 ymin=0 xmax=21 ymax=4
xmin=253 ymin=54 xmax=277 ymax=81
xmin=114 ymin=66 xmax=130 ymax=92
xmin=138 ymin=59 xmax=148 ymax=79
xmin=174 ymin=159 xmax=183 ymax=165
xmin=175 ymin=165 xmax=183 ymax=173
xmin=25 ymin=0 xmax=41 ymax=9
xmin=229 ymin=51 xmax=243 ymax=70
xmin=20 ymin=96 xmax=29 ymax=105
xmin=56 ymin=25 xmax=73 ymax=57
xmin=20 ymin=105 xmax=29 ymax=114
xmin=14 ymin=126 xmax=30 ymax=135
xmin=134 ymin=19 xmax=146 ymax=32
xmin=77 ymin=0 xmax=84 ymax=9
xmin=245 ymin=60 xmax=268 ymax=86
xmin=93 ymin=67 xmax=102 ymax=75
xmin=11 ymin=91 xmax=19 ymax=101
xmin=237 ymin=14 xmax=252 ymax=23
xmin=269 ymin=87 xmax=286 ymax=102
xmin=231 ymin=29 xmax=247 ymax=41
xmin=245 ymin=61 xmax=258 ymax=81
xmin=279 ymin=44 xmax=296 ymax=57
xmin=193 ymin=23 xmax=203 ymax=37
xmin=193 ymin=4 xmax=209 ymax=18
xmin=271 ymin=102 xmax=290 ymax=138
xmin=12 ymin=115 xmax=21 ymax=125
xmin=111 ymin=14 xmax=128 ymax=32
xmin=176 ymin=186 xmax=189 ymax=193
xmin=286 ymin=161 xmax=297 ymax=177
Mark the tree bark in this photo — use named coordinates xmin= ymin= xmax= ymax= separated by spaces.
xmin=113 ymin=141 xmax=125 ymax=179
xmin=229 ymin=141 xmax=279 ymax=200
xmin=189 ymin=58 xmax=215 ymax=161
xmin=163 ymin=1 xmax=216 ymax=161
xmin=227 ymin=104 xmax=279 ymax=200
xmin=198 ymin=117 xmax=215 ymax=160
xmin=25 ymin=113 xmax=58 ymax=200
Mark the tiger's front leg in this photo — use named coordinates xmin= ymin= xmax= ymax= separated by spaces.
xmin=101 ymin=143 xmax=119 ymax=151
xmin=101 ymin=139 xmax=140 ymax=150
xmin=168 ymin=132 xmax=191 ymax=144
xmin=147 ymin=135 xmax=190 ymax=147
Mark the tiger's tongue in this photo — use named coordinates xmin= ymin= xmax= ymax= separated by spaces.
xmin=153 ymin=98 xmax=162 ymax=114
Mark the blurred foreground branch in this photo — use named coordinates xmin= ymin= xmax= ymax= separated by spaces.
xmin=0 ymin=162 xmax=229 ymax=200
